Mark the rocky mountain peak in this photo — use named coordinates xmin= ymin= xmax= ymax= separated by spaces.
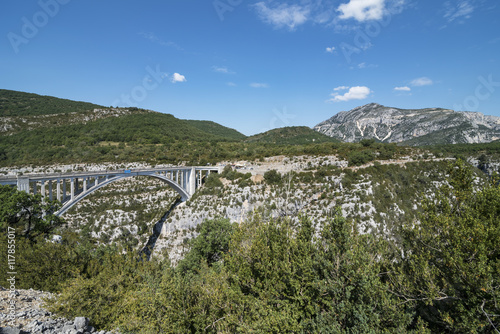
xmin=314 ymin=104 xmax=500 ymax=145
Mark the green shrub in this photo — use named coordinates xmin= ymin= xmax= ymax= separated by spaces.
xmin=264 ymin=169 xmax=282 ymax=185
xmin=391 ymin=160 xmax=500 ymax=332
xmin=347 ymin=150 xmax=375 ymax=166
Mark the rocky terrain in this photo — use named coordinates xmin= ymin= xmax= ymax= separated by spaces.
xmin=314 ymin=103 xmax=500 ymax=145
xmin=0 ymin=288 xmax=116 ymax=334
xmin=151 ymin=154 xmax=456 ymax=263
xmin=1 ymin=154 xmax=491 ymax=266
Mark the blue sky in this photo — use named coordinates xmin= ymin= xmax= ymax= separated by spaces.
xmin=1 ymin=0 xmax=499 ymax=135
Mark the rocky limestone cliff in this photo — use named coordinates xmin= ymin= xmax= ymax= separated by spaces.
xmin=314 ymin=103 xmax=500 ymax=145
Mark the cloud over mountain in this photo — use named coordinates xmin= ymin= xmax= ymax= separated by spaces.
xmin=329 ymin=86 xmax=372 ymax=102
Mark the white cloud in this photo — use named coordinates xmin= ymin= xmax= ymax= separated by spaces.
xmin=334 ymin=86 xmax=350 ymax=91
xmin=254 ymin=2 xmax=310 ymax=30
xmin=212 ymin=66 xmax=235 ymax=74
xmin=326 ymin=46 xmax=336 ymax=53
xmin=394 ymin=86 xmax=411 ymax=91
xmin=444 ymin=1 xmax=474 ymax=22
xmin=329 ymin=86 xmax=372 ymax=102
xmin=337 ymin=0 xmax=386 ymax=22
xmin=250 ymin=82 xmax=269 ymax=88
xmin=253 ymin=0 xmax=405 ymax=31
xmin=171 ymin=73 xmax=187 ymax=83
xmin=410 ymin=77 xmax=433 ymax=87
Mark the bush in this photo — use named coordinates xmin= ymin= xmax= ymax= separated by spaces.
xmin=176 ymin=218 xmax=234 ymax=275
xmin=347 ymin=150 xmax=375 ymax=166
xmin=204 ymin=173 xmax=223 ymax=188
xmin=391 ymin=160 xmax=500 ymax=332
xmin=264 ymin=169 xmax=282 ymax=185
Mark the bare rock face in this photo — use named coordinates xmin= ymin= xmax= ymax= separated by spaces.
xmin=314 ymin=103 xmax=500 ymax=145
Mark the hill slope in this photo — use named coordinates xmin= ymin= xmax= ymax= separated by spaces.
xmin=0 ymin=90 xmax=248 ymax=165
xmin=0 ymin=89 xmax=102 ymax=116
xmin=183 ymin=120 xmax=246 ymax=141
xmin=0 ymin=89 xmax=243 ymax=141
xmin=314 ymin=103 xmax=500 ymax=145
xmin=246 ymin=126 xmax=339 ymax=145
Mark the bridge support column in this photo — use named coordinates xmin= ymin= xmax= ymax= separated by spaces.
xmin=63 ymin=180 xmax=67 ymax=201
xmin=41 ymin=181 xmax=46 ymax=200
xmin=17 ymin=177 xmax=30 ymax=193
xmin=70 ymin=178 xmax=75 ymax=201
xmin=49 ymin=181 xmax=53 ymax=201
xmin=189 ymin=167 xmax=196 ymax=196
xmin=57 ymin=180 xmax=61 ymax=202
xmin=83 ymin=178 xmax=87 ymax=192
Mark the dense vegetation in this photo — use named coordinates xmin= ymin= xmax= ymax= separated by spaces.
xmin=429 ymin=140 xmax=500 ymax=159
xmin=0 ymin=89 xmax=102 ymax=116
xmin=183 ymin=120 xmax=247 ymax=141
xmin=1 ymin=161 xmax=499 ymax=333
xmin=0 ymin=126 xmax=410 ymax=167
xmin=245 ymin=126 xmax=339 ymax=145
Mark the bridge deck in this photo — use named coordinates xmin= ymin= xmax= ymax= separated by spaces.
xmin=0 ymin=166 xmax=220 ymax=182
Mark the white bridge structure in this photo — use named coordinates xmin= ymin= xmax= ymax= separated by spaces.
xmin=0 ymin=166 xmax=221 ymax=216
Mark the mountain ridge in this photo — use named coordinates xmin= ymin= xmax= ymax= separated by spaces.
xmin=314 ymin=103 xmax=500 ymax=145
xmin=0 ymin=89 xmax=245 ymax=141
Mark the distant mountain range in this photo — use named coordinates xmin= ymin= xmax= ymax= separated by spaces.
xmin=2 ymin=90 xmax=500 ymax=149
xmin=314 ymin=103 xmax=500 ymax=146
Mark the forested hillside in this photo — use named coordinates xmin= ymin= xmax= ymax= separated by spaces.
xmin=0 ymin=89 xmax=102 ymax=116
xmin=246 ymin=126 xmax=339 ymax=145
xmin=183 ymin=119 xmax=247 ymax=141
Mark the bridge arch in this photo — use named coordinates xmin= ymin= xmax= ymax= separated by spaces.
xmin=56 ymin=173 xmax=190 ymax=216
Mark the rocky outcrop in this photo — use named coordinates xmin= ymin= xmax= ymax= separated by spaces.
xmin=0 ymin=288 xmax=117 ymax=334
xmin=314 ymin=103 xmax=500 ymax=145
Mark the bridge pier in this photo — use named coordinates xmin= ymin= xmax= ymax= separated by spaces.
xmin=17 ymin=177 xmax=29 ymax=193
xmin=56 ymin=180 xmax=61 ymax=201
xmin=41 ymin=181 xmax=45 ymax=198
xmin=189 ymin=167 xmax=196 ymax=196
xmin=70 ymin=178 xmax=75 ymax=201
xmin=49 ymin=181 xmax=53 ymax=201
xmin=62 ymin=179 xmax=66 ymax=201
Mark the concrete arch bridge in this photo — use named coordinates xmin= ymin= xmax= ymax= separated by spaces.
xmin=0 ymin=166 xmax=220 ymax=216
